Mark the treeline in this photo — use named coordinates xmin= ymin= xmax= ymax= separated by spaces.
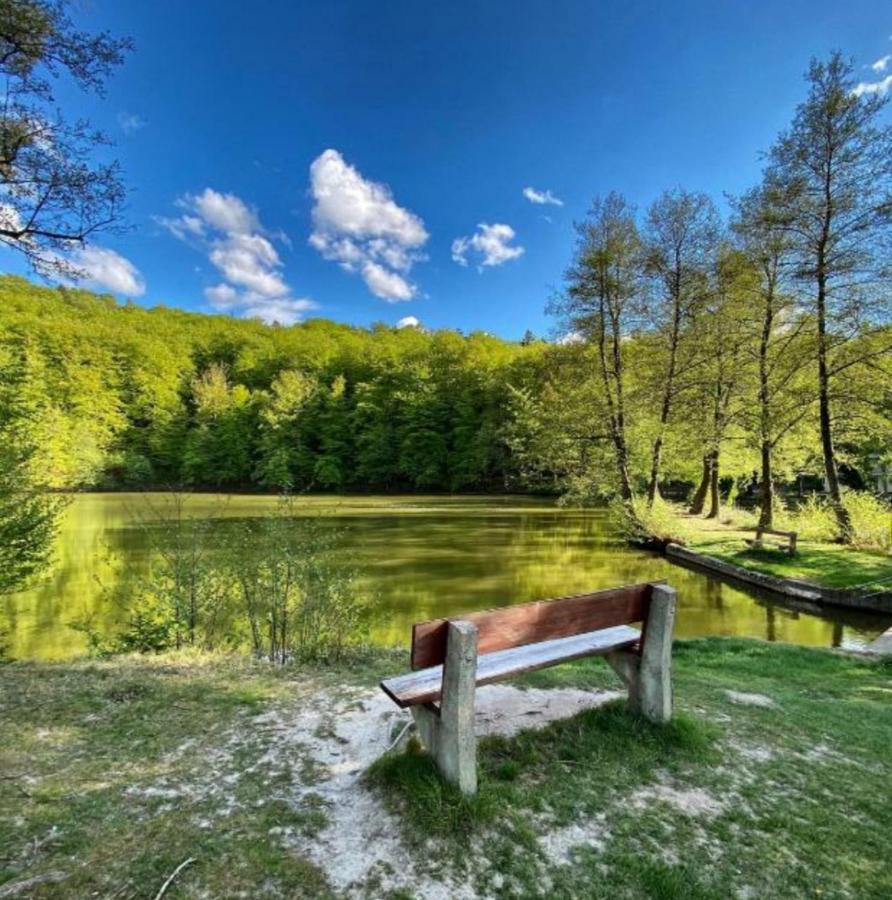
xmin=0 ymin=54 xmax=888 ymax=526
xmin=537 ymin=53 xmax=892 ymax=536
xmin=0 ymin=275 xmax=545 ymax=492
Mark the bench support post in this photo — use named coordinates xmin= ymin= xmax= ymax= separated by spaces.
xmin=606 ymin=584 xmax=676 ymax=724
xmin=410 ymin=620 xmax=478 ymax=795
xmin=637 ymin=584 xmax=676 ymax=723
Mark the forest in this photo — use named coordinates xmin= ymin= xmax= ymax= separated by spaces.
xmin=0 ymin=263 xmax=888 ymax=508
xmin=0 ymin=52 xmax=889 ymax=540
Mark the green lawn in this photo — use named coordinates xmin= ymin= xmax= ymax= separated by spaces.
xmin=687 ymin=535 xmax=890 ymax=589
xmin=3 ymin=642 xmax=892 ymax=899
xmin=669 ymin=514 xmax=891 ymax=590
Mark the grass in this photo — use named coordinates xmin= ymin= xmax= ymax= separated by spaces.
xmin=0 ymin=648 xmax=400 ymax=900
xmin=644 ymin=502 xmax=891 ymax=590
xmin=3 ymin=641 xmax=892 ymax=898
xmin=368 ymin=640 xmax=892 ymax=899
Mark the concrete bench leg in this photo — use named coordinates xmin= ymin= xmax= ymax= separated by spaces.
xmin=606 ymin=584 xmax=677 ymax=724
xmin=410 ymin=620 xmax=478 ymax=795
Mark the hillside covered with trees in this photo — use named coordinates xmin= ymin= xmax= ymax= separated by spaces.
xmin=0 ymin=275 xmax=543 ymax=492
xmin=0 ymin=269 xmax=888 ymax=505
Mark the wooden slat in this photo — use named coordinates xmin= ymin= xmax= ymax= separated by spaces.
xmin=410 ymin=582 xmax=655 ymax=670
xmin=382 ymin=625 xmax=641 ymax=708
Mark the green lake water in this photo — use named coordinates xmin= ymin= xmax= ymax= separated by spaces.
xmin=2 ymin=493 xmax=888 ymax=661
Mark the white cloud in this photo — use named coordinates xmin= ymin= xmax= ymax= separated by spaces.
xmin=241 ymin=296 xmax=316 ymax=325
xmin=853 ymin=74 xmax=892 ymax=96
xmin=209 ymin=233 xmax=289 ymax=297
xmin=309 ymin=149 xmax=427 ymax=300
xmin=452 ymin=223 xmax=524 ymax=268
xmin=70 ymin=246 xmax=145 ymax=296
xmin=870 ymin=54 xmax=891 ymax=73
xmin=361 ymin=260 xmax=414 ymax=302
xmin=557 ymin=331 xmax=585 ymax=346
xmin=204 ymin=283 xmax=239 ymax=308
xmin=160 ymin=188 xmax=314 ymax=325
xmin=190 ymin=188 xmax=259 ymax=235
xmin=396 ymin=315 xmax=420 ymax=329
xmin=523 ymin=186 xmax=563 ymax=206
xmin=117 ymin=111 xmax=146 ymax=134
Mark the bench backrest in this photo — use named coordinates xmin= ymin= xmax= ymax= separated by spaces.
xmin=410 ymin=581 xmax=660 ymax=670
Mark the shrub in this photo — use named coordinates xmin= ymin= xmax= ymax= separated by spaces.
xmin=222 ymin=497 xmax=370 ymax=664
xmin=777 ymin=494 xmax=837 ymax=542
xmin=845 ymin=491 xmax=891 ymax=552
xmin=607 ymin=497 xmax=693 ymax=544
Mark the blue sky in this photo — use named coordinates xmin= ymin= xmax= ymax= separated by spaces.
xmin=6 ymin=1 xmax=892 ymax=338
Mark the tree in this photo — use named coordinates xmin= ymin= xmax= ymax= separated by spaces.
xmin=0 ymin=0 xmax=131 ymax=275
xmin=182 ymin=363 xmax=256 ymax=486
xmin=762 ymin=52 xmax=892 ymax=536
xmin=558 ymin=193 xmax=642 ymax=504
xmin=642 ymin=189 xmax=720 ymax=505
xmin=0 ymin=445 xmax=62 ymax=593
xmin=256 ymin=369 xmax=316 ymax=489
xmin=694 ymin=249 xmax=757 ymax=518
xmin=733 ymin=187 xmax=814 ymax=528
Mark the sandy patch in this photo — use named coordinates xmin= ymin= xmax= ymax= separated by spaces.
xmin=258 ymin=683 xmax=618 ymax=898
xmin=631 ymin=784 xmax=726 ymax=818
xmin=724 ymin=690 xmax=776 ymax=709
xmin=538 ymin=814 xmax=609 ymax=865
xmin=730 ymin=740 xmax=774 ymax=763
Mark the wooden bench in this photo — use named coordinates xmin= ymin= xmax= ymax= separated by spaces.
xmin=745 ymin=527 xmax=797 ymax=555
xmin=380 ymin=582 xmax=677 ymax=795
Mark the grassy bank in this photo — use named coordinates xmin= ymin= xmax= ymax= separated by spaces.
xmin=641 ymin=503 xmax=891 ymax=590
xmin=2 ymin=641 xmax=891 ymax=898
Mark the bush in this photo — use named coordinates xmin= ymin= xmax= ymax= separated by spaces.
xmin=777 ymin=491 xmax=891 ymax=550
xmin=607 ymin=497 xmax=693 ymax=544
xmin=221 ymin=497 xmax=370 ymax=664
xmin=777 ymin=494 xmax=838 ymax=542
xmin=845 ymin=491 xmax=891 ymax=552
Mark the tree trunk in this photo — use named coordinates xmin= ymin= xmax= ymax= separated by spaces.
xmin=706 ymin=450 xmax=720 ymax=519
xmin=689 ymin=454 xmax=711 ymax=514
xmin=647 ymin=281 xmax=682 ymax=506
xmin=758 ymin=439 xmax=774 ymax=529
xmin=816 ymin=269 xmax=851 ymax=538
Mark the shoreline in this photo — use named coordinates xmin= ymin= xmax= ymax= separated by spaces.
xmin=663 ymin=541 xmax=892 ymax=616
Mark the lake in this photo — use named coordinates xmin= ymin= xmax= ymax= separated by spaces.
xmin=2 ymin=493 xmax=887 ymax=661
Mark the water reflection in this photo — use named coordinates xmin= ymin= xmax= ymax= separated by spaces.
xmin=1 ymin=493 xmax=887 ymax=660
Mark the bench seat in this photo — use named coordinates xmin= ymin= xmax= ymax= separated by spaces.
xmin=381 ymin=624 xmax=641 ymax=708
xmin=379 ymin=582 xmax=677 ymax=795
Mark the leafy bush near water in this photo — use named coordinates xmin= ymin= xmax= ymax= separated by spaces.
xmin=80 ymin=495 xmax=371 ymax=662
xmin=608 ymin=490 xmax=891 ymax=554
xmin=778 ymin=492 xmax=891 ymax=551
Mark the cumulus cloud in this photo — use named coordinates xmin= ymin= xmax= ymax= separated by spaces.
xmin=308 ymin=149 xmax=427 ymax=302
xmin=557 ymin=331 xmax=585 ymax=346
xmin=70 ymin=246 xmax=145 ymax=296
xmin=159 ymin=188 xmax=314 ymax=325
xmin=452 ymin=223 xmax=524 ymax=269
xmin=870 ymin=54 xmax=891 ymax=73
xmin=396 ymin=315 xmax=420 ymax=329
xmin=361 ymin=260 xmax=414 ymax=301
xmin=117 ymin=111 xmax=146 ymax=134
xmin=853 ymin=74 xmax=892 ymax=96
xmin=523 ymin=186 xmax=563 ymax=206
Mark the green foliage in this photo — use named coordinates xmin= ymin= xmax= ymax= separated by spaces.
xmin=0 ymin=276 xmax=541 ymax=493
xmin=776 ymin=493 xmax=838 ymax=542
xmin=0 ymin=445 xmax=65 ymax=594
xmin=221 ymin=498 xmax=370 ymax=663
xmin=85 ymin=494 xmax=371 ymax=663
xmin=845 ymin=491 xmax=892 ymax=553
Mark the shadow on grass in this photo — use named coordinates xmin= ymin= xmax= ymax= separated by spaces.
xmin=365 ymin=700 xmax=718 ymax=841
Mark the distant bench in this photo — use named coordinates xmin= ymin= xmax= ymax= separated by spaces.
xmin=380 ymin=582 xmax=677 ymax=795
xmin=745 ymin=527 xmax=798 ymax=555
